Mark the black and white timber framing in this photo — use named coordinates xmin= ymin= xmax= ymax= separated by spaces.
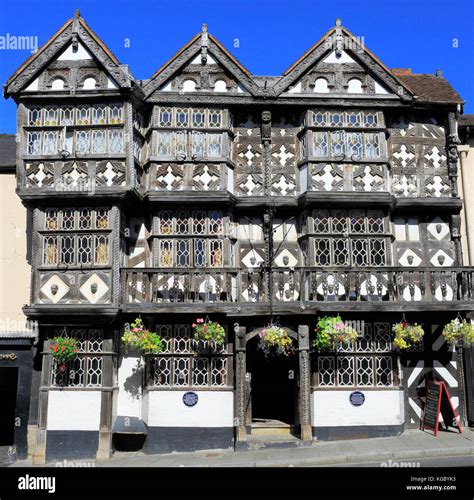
xmin=4 ymin=12 xmax=472 ymax=461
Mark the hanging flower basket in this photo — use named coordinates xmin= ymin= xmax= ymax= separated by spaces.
xmin=442 ymin=318 xmax=474 ymax=348
xmin=312 ymin=315 xmax=358 ymax=350
xmin=49 ymin=337 xmax=78 ymax=364
xmin=392 ymin=320 xmax=424 ymax=350
xmin=258 ymin=326 xmax=295 ymax=357
xmin=192 ymin=318 xmax=226 ymax=347
xmin=122 ymin=318 xmax=163 ymax=354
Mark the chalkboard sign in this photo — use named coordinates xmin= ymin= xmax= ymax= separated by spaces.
xmin=422 ymin=381 xmax=462 ymax=436
xmin=182 ymin=391 xmax=198 ymax=407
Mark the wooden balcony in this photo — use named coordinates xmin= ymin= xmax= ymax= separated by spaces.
xmin=121 ymin=267 xmax=474 ymax=313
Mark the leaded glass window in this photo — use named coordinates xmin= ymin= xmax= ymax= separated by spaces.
xmin=192 ymin=109 xmax=205 ymax=127
xmin=108 ymin=129 xmax=123 ymax=153
xmin=346 ymin=132 xmax=362 ymax=157
xmin=207 ymin=134 xmax=222 ymax=157
xmin=75 ymin=130 xmax=89 ymax=154
xmin=27 ymin=132 xmax=41 ymax=155
xmin=159 ymin=107 xmax=173 ymax=127
xmin=92 ymin=105 xmax=107 ymax=125
xmin=91 ymin=130 xmax=106 ymax=154
xmin=156 ymin=132 xmax=172 ymax=156
xmin=109 ymin=105 xmax=123 ymax=124
xmin=43 ymin=107 xmax=59 ymax=126
xmin=313 ymin=132 xmax=328 ymax=156
xmin=60 ymin=106 xmax=74 ymax=126
xmin=76 ymin=106 xmax=90 ymax=125
xmin=330 ymin=131 xmax=345 ymax=156
xmin=28 ymin=107 xmax=42 ymax=126
xmin=365 ymin=133 xmax=380 ymax=158
xmin=192 ymin=131 xmax=205 ymax=156
xmin=208 ymin=110 xmax=222 ymax=128
xmin=176 ymin=240 xmax=190 ymax=266
xmin=175 ymin=131 xmax=187 ymax=156
xmin=313 ymin=111 xmax=328 ymax=126
xmin=175 ymin=108 xmax=189 ymax=127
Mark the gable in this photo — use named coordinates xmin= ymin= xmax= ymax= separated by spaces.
xmin=144 ymin=26 xmax=260 ymax=98
xmin=4 ymin=13 xmax=131 ymax=97
xmin=285 ymin=49 xmax=393 ymax=96
xmin=273 ymin=22 xmax=413 ymax=101
xmin=23 ymin=40 xmax=119 ymax=92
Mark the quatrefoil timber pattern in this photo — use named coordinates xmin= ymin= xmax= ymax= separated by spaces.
xmin=96 ymin=160 xmax=126 ymax=187
xmin=388 ymin=116 xmax=450 ymax=198
xmin=25 ymin=162 xmax=55 ymax=187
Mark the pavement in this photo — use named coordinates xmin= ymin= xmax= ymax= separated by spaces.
xmin=5 ymin=427 xmax=474 ymax=468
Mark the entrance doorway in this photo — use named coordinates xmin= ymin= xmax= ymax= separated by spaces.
xmin=0 ymin=368 xmax=18 ymax=446
xmin=246 ymin=335 xmax=297 ymax=426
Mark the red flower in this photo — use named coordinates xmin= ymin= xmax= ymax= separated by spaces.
xmin=61 ymin=346 xmax=65 ymax=351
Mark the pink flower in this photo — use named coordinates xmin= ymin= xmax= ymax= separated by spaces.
xmin=192 ymin=323 xmax=196 ymax=328
xmin=197 ymin=318 xmax=204 ymax=324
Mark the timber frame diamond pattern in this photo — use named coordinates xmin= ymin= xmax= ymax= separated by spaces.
xmin=4 ymin=12 xmax=471 ymax=461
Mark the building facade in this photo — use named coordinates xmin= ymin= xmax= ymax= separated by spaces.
xmin=4 ymin=12 xmax=472 ymax=462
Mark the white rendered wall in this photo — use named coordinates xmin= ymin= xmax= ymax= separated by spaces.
xmin=116 ymin=353 xmax=144 ymax=419
xmin=146 ymin=391 xmax=234 ymax=427
xmin=47 ymin=391 xmax=101 ymax=431
xmin=312 ymin=390 xmax=404 ymax=427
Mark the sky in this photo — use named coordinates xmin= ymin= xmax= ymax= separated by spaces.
xmin=0 ymin=0 xmax=473 ymax=133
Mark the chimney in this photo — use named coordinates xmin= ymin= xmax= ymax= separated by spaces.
xmin=392 ymin=68 xmax=413 ymax=76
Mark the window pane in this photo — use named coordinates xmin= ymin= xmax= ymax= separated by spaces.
xmin=94 ymin=235 xmax=109 ymax=264
xmin=78 ymin=208 xmax=92 ymax=229
xmin=176 ymin=240 xmax=189 ymax=267
xmin=75 ymin=130 xmax=89 ymax=154
xmin=349 ymin=211 xmax=366 ymax=233
xmin=43 ymin=236 xmax=58 ymax=265
xmin=207 ymin=134 xmax=222 ymax=157
xmin=351 ymin=239 xmax=368 ymax=266
xmin=329 ymin=112 xmax=344 ymax=127
xmin=314 ymin=210 xmax=330 ymax=233
xmin=192 ymin=109 xmax=205 ymax=127
xmin=60 ymin=107 xmax=74 ymax=126
xmin=159 ymin=107 xmax=172 ymax=127
xmin=45 ymin=209 xmax=59 ymax=230
xmin=209 ymin=211 xmax=223 ymax=235
xmin=159 ymin=212 xmax=173 ymax=234
xmin=159 ymin=240 xmax=173 ymax=266
xmin=76 ymin=106 xmax=90 ymax=125
xmin=194 ymin=239 xmax=206 ymax=267
xmin=330 ymin=131 xmax=345 ymax=156
xmin=175 ymin=108 xmax=189 ymax=127
xmin=27 ymin=132 xmax=41 ymax=155
xmin=313 ymin=132 xmax=328 ymax=156
xmin=333 ymin=238 xmax=349 ymax=265
xmin=208 ymin=110 xmax=222 ymax=128
xmin=91 ymin=130 xmax=106 ymax=154
xmin=156 ymin=132 xmax=172 ymax=156
xmin=42 ymin=131 xmax=58 ymax=155
xmin=331 ymin=210 xmax=347 ymax=233
xmin=192 ymin=211 xmax=207 ymax=234
xmin=43 ymin=107 xmax=58 ymax=126
xmin=346 ymin=132 xmax=362 ymax=157
xmin=28 ymin=108 xmax=42 ymax=126
xmin=95 ymin=208 xmax=109 ymax=229
xmin=192 ymin=131 xmax=205 ymax=156
xmin=175 ymin=131 xmax=187 ymax=156
xmin=78 ymin=235 xmax=92 ymax=264
xmin=209 ymin=240 xmax=223 ymax=267
xmin=314 ymin=239 xmax=331 ymax=265
xmin=313 ymin=111 xmax=327 ymax=126
xmin=370 ymin=239 xmax=386 ymax=266
xmin=365 ymin=133 xmax=380 ymax=158
xmin=61 ymin=209 xmax=75 ymax=229
xmin=176 ymin=212 xmax=189 ymax=234
xmin=109 ymin=105 xmax=123 ymax=124
xmin=61 ymin=235 xmax=75 ymax=264
xmin=108 ymin=130 xmax=123 ymax=153
xmin=394 ymin=218 xmax=406 ymax=241
xmin=92 ymin=105 xmax=107 ymax=125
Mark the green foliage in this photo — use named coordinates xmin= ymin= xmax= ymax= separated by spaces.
xmin=192 ymin=318 xmax=226 ymax=346
xmin=122 ymin=317 xmax=163 ymax=354
xmin=49 ymin=337 xmax=78 ymax=362
xmin=258 ymin=326 xmax=294 ymax=357
xmin=392 ymin=321 xmax=424 ymax=350
xmin=312 ymin=316 xmax=358 ymax=350
xmin=442 ymin=318 xmax=474 ymax=348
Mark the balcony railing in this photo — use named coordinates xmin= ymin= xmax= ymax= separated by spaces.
xmin=121 ymin=267 xmax=474 ymax=305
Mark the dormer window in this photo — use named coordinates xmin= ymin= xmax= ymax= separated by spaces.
xmin=51 ymin=78 xmax=65 ymax=90
xmin=82 ymin=77 xmax=97 ymax=89
xmin=347 ymin=78 xmax=363 ymax=93
xmin=314 ymin=77 xmax=329 ymax=93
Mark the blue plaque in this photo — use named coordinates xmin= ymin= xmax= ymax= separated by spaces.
xmin=349 ymin=391 xmax=365 ymax=407
xmin=183 ymin=391 xmax=198 ymax=407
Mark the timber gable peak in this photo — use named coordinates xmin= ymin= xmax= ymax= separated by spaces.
xmin=273 ymin=18 xmax=414 ymax=102
xmin=4 ymin=10 xmax=133 ymax=97
xmin=143 ymin=23 xmax=263 ymax=98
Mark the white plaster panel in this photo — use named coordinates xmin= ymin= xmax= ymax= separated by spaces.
xmin=47 ymin=391 xmax=101 ymax=430
xmin=116 ymin=354 xmax=144 ymax=418
xmin=312 ymin=390 xmax=404 ymax=427
xmin=146 ymin=391 xmax=234 ymax=427
xmin=57 ymin=42 xmax=92 ymax=61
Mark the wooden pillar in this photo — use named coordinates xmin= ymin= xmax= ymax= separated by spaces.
xmin=33 ymin=340 xmax=51 ymax=465
xmin=234 ymin=323 xmax=247 ymax=442
xmin=96 ymin=338 xmax=115 ymax=460
xmin=298 ymin=325 xmax=312 ymax=441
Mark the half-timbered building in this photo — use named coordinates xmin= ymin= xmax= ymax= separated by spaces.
xmin=4 ymin=12 xmax=472 ymax=462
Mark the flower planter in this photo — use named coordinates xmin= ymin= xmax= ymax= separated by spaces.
xmin=392 ymin=321 xmax=424 ymax=350
xmin=313 ymin=315 xmax=358 ymax=351
xmin=442 ymin=318 xmax=474 ymax=349
xmin=258 ymin=326 xmax=295 ymax=357
xmin=192 ymin=318 xmax=225 ymax=346
xmin=122 ymin=318 xmax=163 ymax=355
